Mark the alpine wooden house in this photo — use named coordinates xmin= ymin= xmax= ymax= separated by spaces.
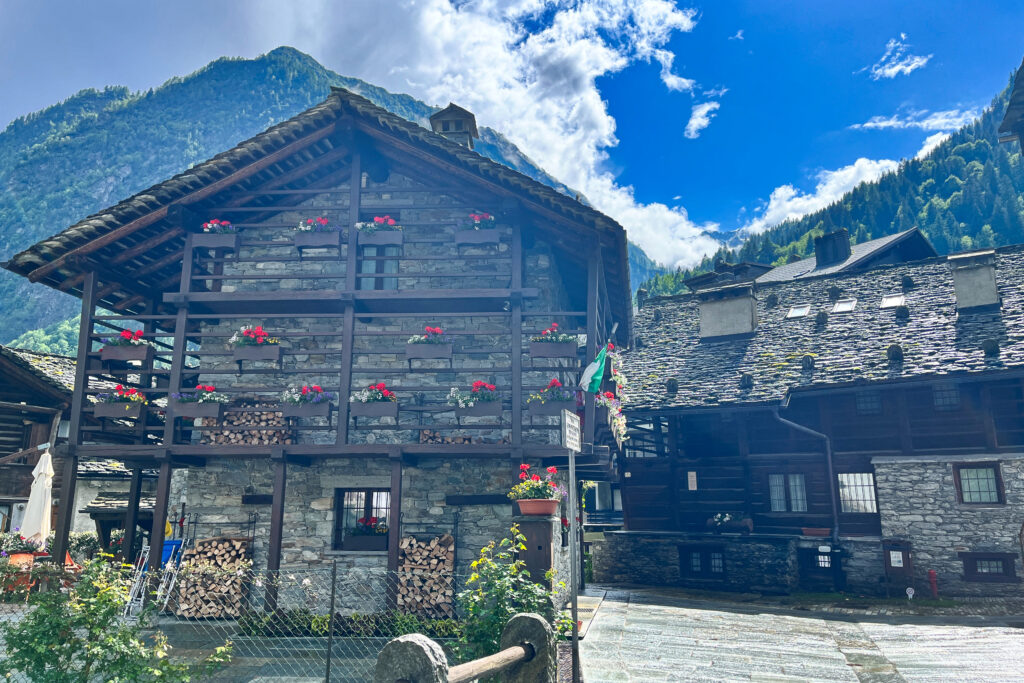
xmin=4 ymin=88 xmax=631 ymax=576
xmin=604 ymin=233 xmax=1024 ymax=597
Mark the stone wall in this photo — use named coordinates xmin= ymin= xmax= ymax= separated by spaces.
xmin=873 ymin=454 xmax=1024 ymax=596
xmin=840 ymin=537 xmax=886 ymax=595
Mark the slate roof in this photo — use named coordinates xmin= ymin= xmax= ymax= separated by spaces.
xmin=77 ymin=459 xmax=158 ymax=479
xmin=755 ymin=229 xmax=931 ymax=283
xmin=0 ymin=346 xmax=76 ymax=396
xmin=998 ymin=57 xmax=1024 ymax=140
xmin=80 ymin=492 xmax=155 ymax=514
xmin=623 ymin=245 xmax=1024 ymax=412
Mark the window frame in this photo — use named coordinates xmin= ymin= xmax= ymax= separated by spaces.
xmin=837 ymin=472 xmax=879 ymax=514
xmin=958 ymin=551 xmax=1020 ymax=583
xmin=767 ymin=472 xmax=808 ymax=513
xmin=332 ymin=487 xmax=391 ymax=551
xmin=679 ymin=545 xmax=727 ymax=580
xmin=953 ymin=462 xmax=1005 ymax=505
xmin=358 ymin=244 xmax=400 ymax=291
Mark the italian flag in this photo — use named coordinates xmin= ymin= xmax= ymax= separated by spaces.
xmin=579 ymin=345 xmax=608 ymax=394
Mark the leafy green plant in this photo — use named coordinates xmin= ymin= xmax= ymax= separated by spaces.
xmin=454 ymin=524 xmax=563 ymax=663
xmin=0 ymin=558 xmax=231 ymax=682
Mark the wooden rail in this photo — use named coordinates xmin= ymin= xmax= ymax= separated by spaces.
xmin=447 ymin=644 xmax=534 ymax=683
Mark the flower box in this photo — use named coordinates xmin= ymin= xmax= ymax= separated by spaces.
xmin=232 ymin=345 xmax=282 ymax=364
xmin=454 ymin=229 xmax=500 ymax=246
xmin=7 ymin=553 xmax=34 ymax=569
xmin=707 ymin=518 xmax=754 ymax=535
xmin=282 ymin=402 xmax=332 ymax=419
xmin=801 ymin=527 xmax=831 ymax=537
xmin=516 ymin=499 xmax=559 ymax=516
xmin=343 ymin=535 xmax=388 ymax=551
xmin=456 ymin=401 xmax=503 ymax=418
xmin=193 ymin=233 xmax=240 ymax=251
xmin=295 ymin=231 xmax=342 ymax=250
xmin=357 ymin=231 xmax=403 ymax=247
xmin=405 ymin=343 xmax=453 ymax=361
xmin=529 ymin=341 xmax=578 ymax=359
xmin=100 ymin=344 xmax=153 ymax=364
xmin=94 ymin=402 xmax=144 ymax=419
xmin=349 ymin=401 xmax=399 ymax=420
xmin=171 ymin=400 xmax=224 ymax=420
xmin=528 ymin=400 xmax=576 ymax=417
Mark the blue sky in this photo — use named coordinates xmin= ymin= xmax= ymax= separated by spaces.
xmin=1 ymin=1 xmax=1022 ymax=266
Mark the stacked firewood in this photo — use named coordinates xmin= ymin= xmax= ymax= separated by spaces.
xmin=419 ymin=430 xmax=510 ymax=445
xmin=397 ymin=534 xmax=456 ymax=618
xmin=200 ymin=402 xmax=292 ymax=445
xmin=173 ymin=537 xmax=251 ymax=619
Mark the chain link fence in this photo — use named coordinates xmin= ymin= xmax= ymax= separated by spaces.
xmin=1 ymin=562 xmax=465 ymax=682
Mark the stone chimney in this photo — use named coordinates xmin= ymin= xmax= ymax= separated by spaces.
xmin=814 ymin=229 xmax=852 ymax=267
xmin=429 ymin=103 xmax=479 ymax=150
xmin=948 ymin=249 xmax=1000 ymax=310
xmin=698 ymin=284 xmax=757 ymax=339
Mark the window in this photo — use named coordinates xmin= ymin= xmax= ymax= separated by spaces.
xmin=686 ymin=471 xmax=698 ymax=491
xmin=855 ymin=390 xmax=882 ymax=416
xmin=0 ymin=502 xmax=10 ymax=532
xmin=817 ymin=553 xmax=832 ymax=568
xmin=333 ymin=488 xmax=390 ymax=551
xmin=679 ymin=546 xmax=726 ymax=579
xmin=959 ymin=552 xmax=1019 ymax=583
xmin=442 ymin=120 xmax=451 ymax=132
xmin=786 ymin=305 xmax=811 ymax=319
xmin=933 ymin=383 xmax=960 ymax=411
xmin=358 ymin=245 xmax=400 ymax=290
xmin=831 ymin=298 xmax=857 ymax=313
xmin=838 ymin=473 xmax=878 ymax=513
xmin=954 ymin=463 xmax=1004 ymax=504
xmin=768 ymin=473 xmax=807 ymax=512
xmin=880 ymin=294 xmax=905 ymax=309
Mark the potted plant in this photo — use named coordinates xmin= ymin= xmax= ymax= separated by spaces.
xmin=93 ymin=385 xmax=147 ymax=419
xmin=801 ymin=527 xmax=831 ymax=537
xmin=171 ymin=385 xmax=229 ymax=419
xmin=508 ymin=464 xmax=563 ymax=516
xmin=294 ymin=216 xmax=342 ymax=250
xmin=229 ymin=324 xmax=282 ymax=366
xmin=454 ymin=211 xmax=499 ymax=245
xmin=194 ymin=218 xmax=240 ymax=250
xmin=349 ymin=382 xmax=399 ymax=420
xmin=707 ymin=514 xmax=753 ymax=535
xmin=281 ymin=385 xmax=336 ymax=418
xmin=406 ymin=326 xmax=453 ymax=362
xmin=527 ymin=378 xmax=577 ymax=416
xmin=355 ymin=215 xmax=403 ymax=246
xmin=99 ymin=329 xmax=154 ymax=364
xmin=344 ymin=516 xmax=389 ymax=551
xmin=529 ymin=323 xmax=579 ymax=358
xmin=448 ymin=381 xmax=502 ymax=418
xmin=2 ymin=531 xmax=42 ymax=568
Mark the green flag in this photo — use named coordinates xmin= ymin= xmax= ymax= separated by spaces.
xmin=580 ymin=345 xmax=607 ymax=393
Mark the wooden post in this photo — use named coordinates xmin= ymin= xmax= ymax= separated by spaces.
xmin=666 ymin=415 xmax=682 ymax=531
xmin=511 ymin=223 xmax=523 ymax=448
xmin=337 ymin=151 xmax=361 ymax=445
xmin=163 ymin=308 xmax=189 ymax=446
xmin=266 ymin=451 xmax=287 ymax=610
xmin=52 ymin=270 xmax=97 ymax=565
xmin=387 ymin=455 xmax=402 ymax=573
xmin=122 ymin=467 xmax=144 ymax=564
xmin=149 ymin=457 xmax=172 ymax=570
xmin=584 ymin=246 xmax=599 ymax=445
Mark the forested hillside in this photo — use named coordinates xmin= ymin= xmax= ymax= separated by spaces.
xmin=642 ymin=78 xmax=1023 ymax=296
xmin=0 ymin=46 xmax=662 ymax=349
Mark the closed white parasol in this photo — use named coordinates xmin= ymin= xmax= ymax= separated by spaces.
xmin=20 ymin=450 xmax=54 ymax=549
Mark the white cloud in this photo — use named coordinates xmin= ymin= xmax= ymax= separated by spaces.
xmin=915 ymin=132 xmax=951 ymax=159
xmin=239 ymin=0 xmax=720 ymax=268
xmin=729 ymin=29 xmax=744 ymax=40
xmin=850 ymin=107 xmax=979 ymax=131
xmin=684 ymin=101 xmax=720 ymax=139
xmin=865 ymin=33 xmax=932 ymax=80
xmin=739 ymin=157 xmax=899 ymax=235
xmin=702 ymin=86 xmax=728 ymax=98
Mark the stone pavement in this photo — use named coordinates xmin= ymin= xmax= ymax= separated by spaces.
xmin=580 ymin=588 xmax=1024 ymax=682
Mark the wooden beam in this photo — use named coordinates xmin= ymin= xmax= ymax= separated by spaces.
xmin=148 ymin=458 xmax=172 ymax=570
xmin=266 ymin=453 xmax=287 ymax=610
xmin=584 ymin=244 xmax=599 ymax=444
xmin=163 ymin=308 xmax=189 ymax=444
xmin=122 ymin=467 xmax=144 ymax=565
xmin=337 ymin=151 xmax=360 ymax=446
xmin=387 ymin=456 xmax=402 ymax=573
xmin=27 ymin=121 xmax=341 ymax=283
xmin=511 ymin=222 xmax=523 ymax=449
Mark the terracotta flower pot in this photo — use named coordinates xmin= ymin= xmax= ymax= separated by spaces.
xmin=7 ymin=553 xmax=34 ymax=569
xmin=171 ymin=400 xmax=224 ymax=420
xmin=516 ymin=499 xmax=559 ymax=516
xmin=95 ymin=402 xmax=144 ymax=419
xmin=357 ymin=230 xmax=403 ymax=246
xmin=529 ymin=341 xmax=578 ymax=358
xmin=193 ymin=233 xmax=240 ymax=251
xmin=282 ymin=402 xmax=332 ymax=418
xmin=454 ymin=229 xmax=500 ymax=246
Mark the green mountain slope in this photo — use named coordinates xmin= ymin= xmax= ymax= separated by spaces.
xmin=0 ymin=46 xmax=662 ymax=346
xmin=641 ymin=77 xmax=1024 ymax=296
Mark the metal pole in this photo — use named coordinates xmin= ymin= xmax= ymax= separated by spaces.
xmin=325 ymin=559 xmax=337 ymax=682
xmin=568 ymin=445 xmax=580 ymax=683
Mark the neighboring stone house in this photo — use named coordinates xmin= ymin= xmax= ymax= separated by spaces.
xmin=4 ymin=88 xmax=630 ymax=586
xmin=603 ymin=243 xmax=1024 ymax=596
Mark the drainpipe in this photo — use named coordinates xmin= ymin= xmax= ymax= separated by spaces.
xmin=771 ymin=406 xmax=840 ymax=545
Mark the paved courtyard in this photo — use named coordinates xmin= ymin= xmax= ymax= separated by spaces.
xmin=580 ymin=588 xmax=1024 ymax=682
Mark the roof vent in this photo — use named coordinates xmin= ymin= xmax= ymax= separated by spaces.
xmin=887 ymin=344 xmax=904 ymax=363
xmin=983 ymin=339 xmax=1000 ymax=357
xmin=653 ymin=310 xmax=663 ymax=323
xmin=901 ymin=274 xmax=915 ymax=291
xmin=765 ymin=293 xmax=779 ymax=308
xmin=814 ymin=229 xmax=852 ymax=267
xmin=739 ymin=373 xmax=754 ymax=390
xmin=429 ymin=103 xmax=479 ymax=150
xmin=636 ymin=288 xmax=649 ymax=309
xmin=697 ymin=284 xmax=757 ymax=339
xmin=801 ymin=354 xmax=815 ymax=372
xmin=948 ymin=249 xmax=999 ymax=311
xmin=815 ymin=310 xmax=828 ymax=327
xmin=665 ymin=378 xmax=678 ymax=396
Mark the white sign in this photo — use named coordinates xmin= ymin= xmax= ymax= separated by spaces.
xmin=906 ymin=586 xmax=915 ymax=600
xmin=687 ymin=471 xmax=697 ymax=491
xmin=890 ymin=550 xmax=904 ymax=568
xmin=562 ymin=410 xmax=581 ymax=452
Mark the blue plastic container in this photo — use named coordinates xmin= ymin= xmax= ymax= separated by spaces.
xmin=162 ymin=540 xmax=183 ymax=565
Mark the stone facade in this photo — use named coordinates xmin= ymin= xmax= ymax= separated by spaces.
xmin=873 ymin=453 xmax=1024 ymax=596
